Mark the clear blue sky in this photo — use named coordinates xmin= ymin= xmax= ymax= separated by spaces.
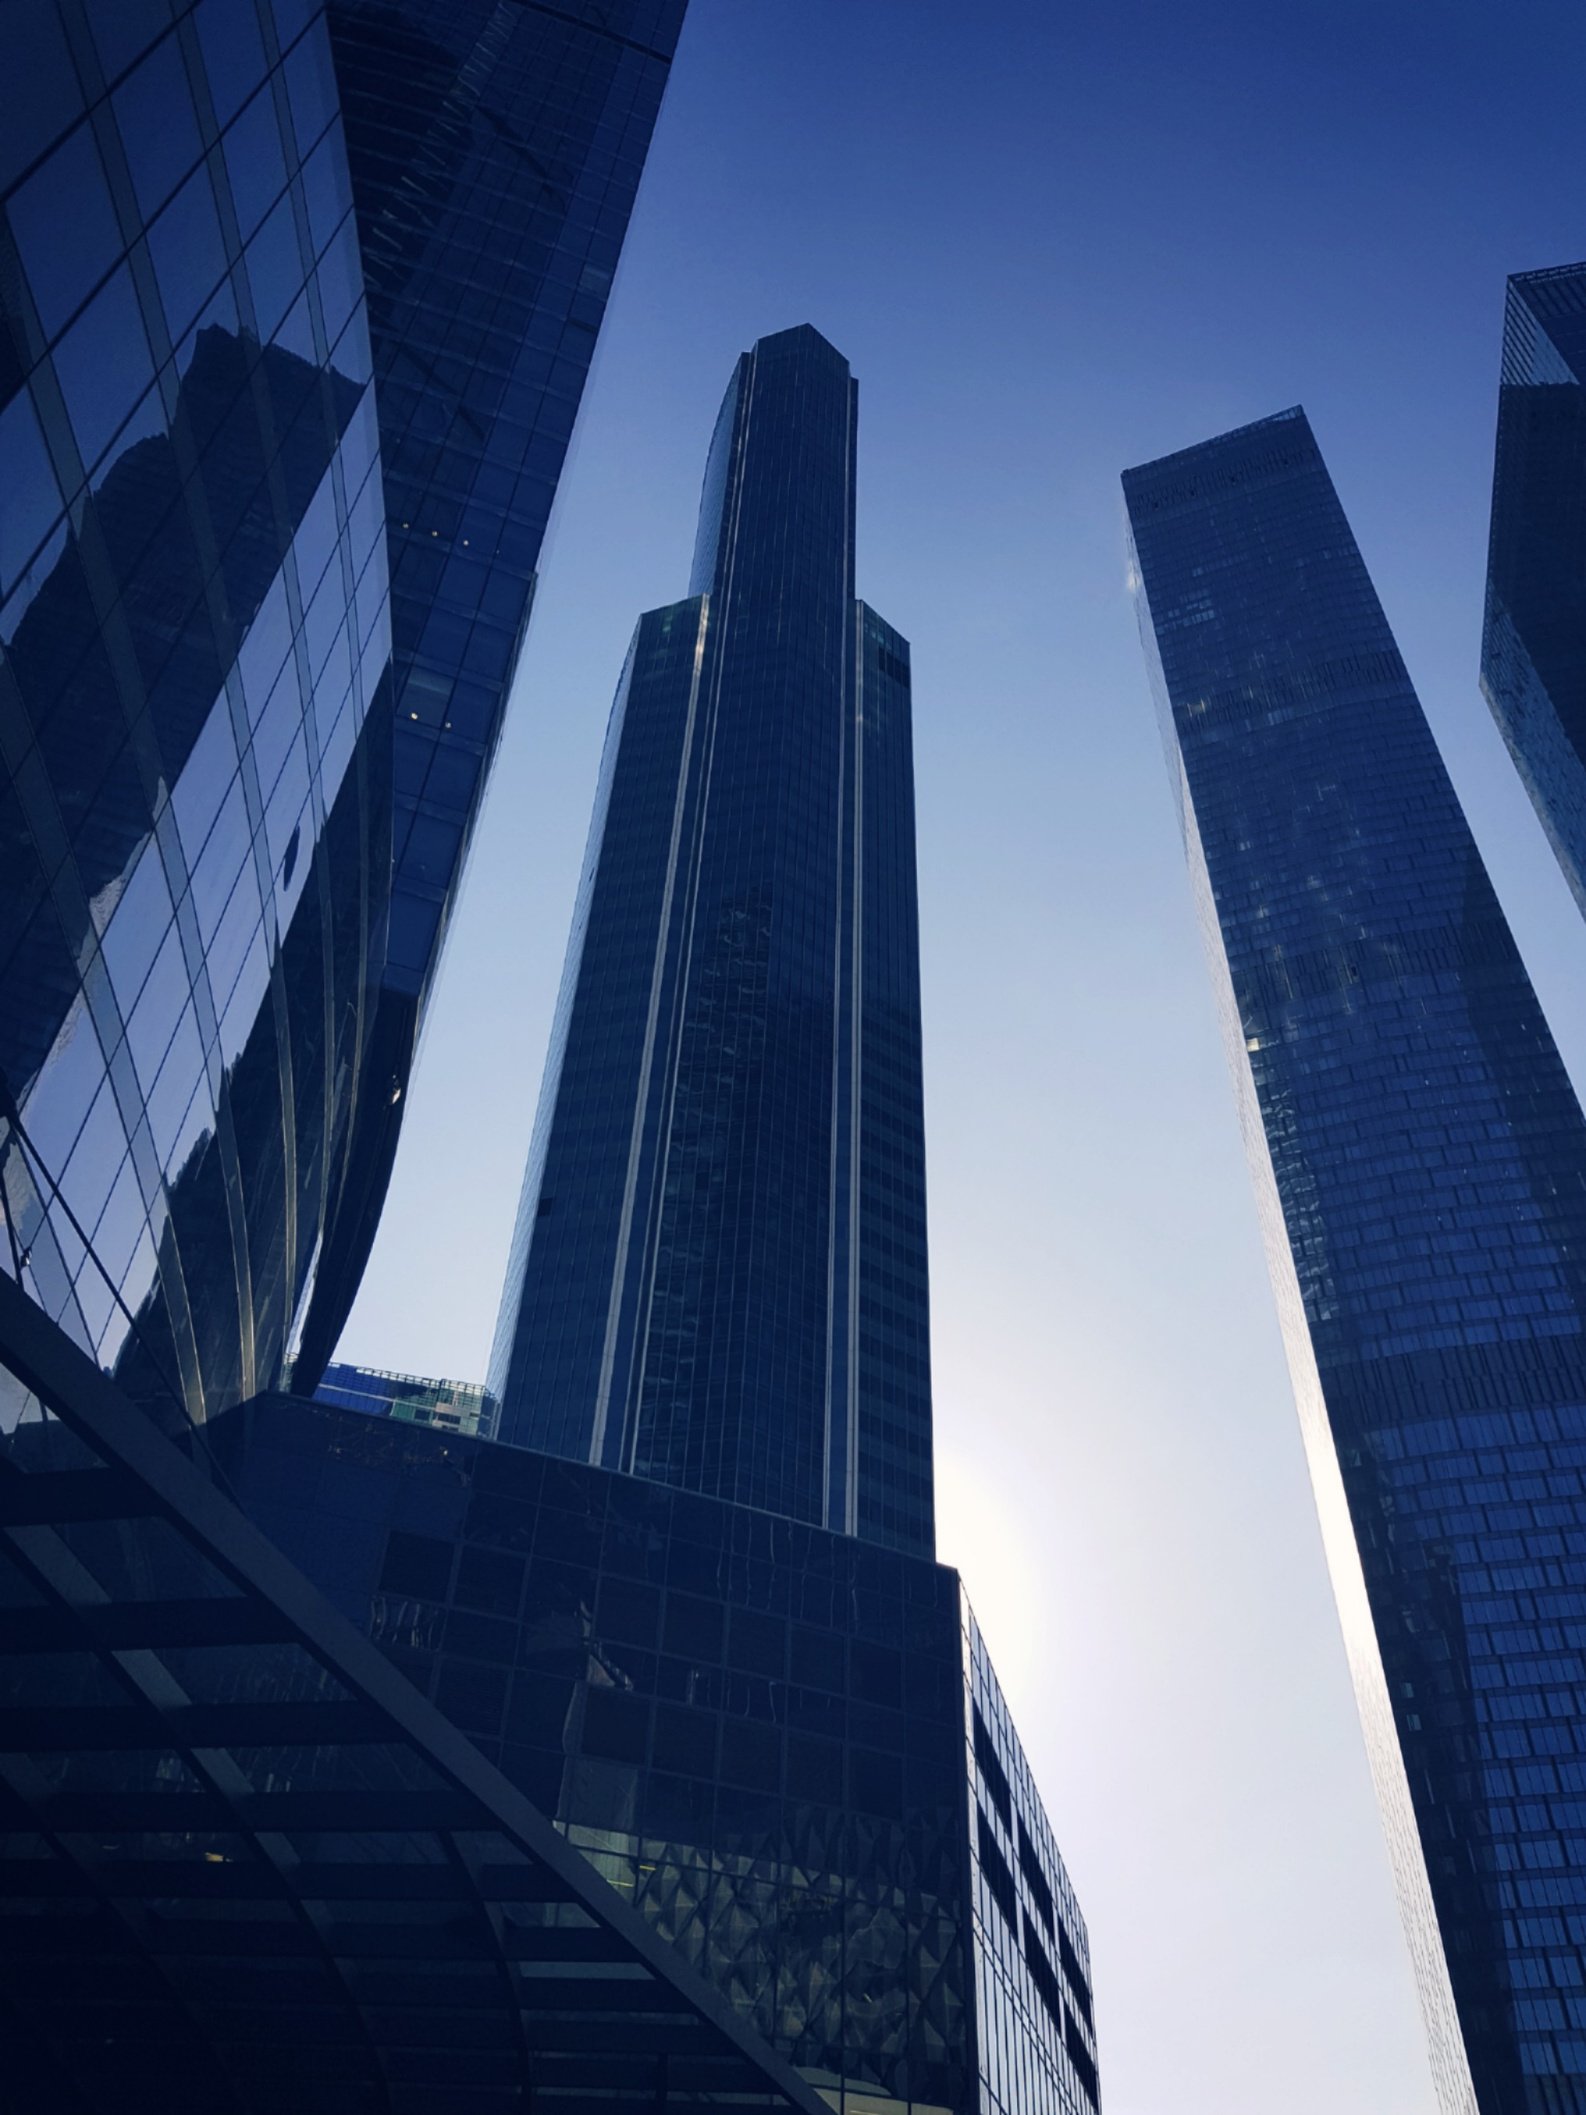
xmin=342 ymin=4 xmax=1586 ymax=2109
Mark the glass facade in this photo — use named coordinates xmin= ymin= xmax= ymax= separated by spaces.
xmin=1 ymin=0 xmax=686 ymax=1426
xmin=213 ymin=1389 xmax=1098 ymax=2115
xmin=0 ymin=1270 xmax=831 ymax=2115
xmin=1126 ymin=408 xmax=1586 ymax=2115
xmin=292 ymin=0 xmax=688 ymax=1383
xmin=490 ymin=327 xmax=936 ymax=1559
xmin=1 ymin=0 xmax=392 ymax=1429
xmin=965 ymin=1612 xmax=1098 ymax=2115
xmin=1482 ymin=263 xmax=1586 ymax=918
xmin=315 ymin=1354 xmax=493 ymax=1436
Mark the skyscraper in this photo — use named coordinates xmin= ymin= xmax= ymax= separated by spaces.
xmin=1125 ymin=407 xmax=1586 ymax=2115
xmin=0 ymin=0 xmax=684 ymax=1427
xmin=1481 ymin=262 xmax=1586 ymax=917
xmin=211 ymin=326 xmax=1101 ymax=2115
xmin=490 ymin=326 xmax=935 ymax=1559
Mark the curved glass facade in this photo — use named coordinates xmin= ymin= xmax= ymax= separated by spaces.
xmin=490 ymin=328 xmax=936 ymax=1558
xmin=1127 ymin=409 xmax=1586 ymax=2115
xmin=1 ymin=0 xmax=391 ymax=1427
xmin=1 ymin=0 xmax=687 ymax=1426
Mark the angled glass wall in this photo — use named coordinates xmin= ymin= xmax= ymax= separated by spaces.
xmin=489 ymin=328 xmax=936 ymax=1559
xmin=0 ymin=1269 xmax=833 ymax=2115
xmin=1482 ymin=262 xmax=1586 ymax=916
xmin=1126 ymin=407 xmax=1586 ymax=2115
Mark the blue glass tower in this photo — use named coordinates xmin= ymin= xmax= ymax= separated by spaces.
xmin=0 ymin=0 xmax=684 ymax=1427
xmin=1482 ymin=262 xmax=1586 ymax=917
xmin=490 ymin=327 xmax=936 ymax=1559
xmin=1126 ymin=408 xmax=1586 ymax=2115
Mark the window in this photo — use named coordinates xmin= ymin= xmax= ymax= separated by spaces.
xmin=972 ymin=1701 xmax=1012 ymax=1829
xmin=975 ymin=1803 xmax=1017 ymax=1933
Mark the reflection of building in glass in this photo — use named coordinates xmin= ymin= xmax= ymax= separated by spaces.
xmin=0 ymin=2 xmax=685 ymax=1426
xmin=221 ymin=331 xmax=1099 ymax=2115
xmin=490 ymin=327 xmax=936 ymax=1561
xmin=1 ymin=4 xmax=392 ymax=1428
xmin=315 ymin=1356 xmax=492 ymax=1437
xmin=218 ymin=1392 xmax=1100 ymax=2115
xmin=1481 ymin=263 xmax=1586 ymax=915
xmin=1126 ymin=408 xmax=1586 ymax=2115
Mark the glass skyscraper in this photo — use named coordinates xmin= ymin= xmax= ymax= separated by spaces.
xmin=0 ymin=0 xmax=684 ymax=1428
xmin=1482 ymin=262 xmax=1586 ymax=918
xmin=1126 ymin=408 xmax=1586 ymax=2115
xmin=206 ymin=324 xmax=1100 ymax=2115
xmin=490 ymin=326 xmax=935 ymax=1559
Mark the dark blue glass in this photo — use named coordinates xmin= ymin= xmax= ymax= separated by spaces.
xmin=490 ymin=329 xmax=936 ymax=1559
xmin=1482 ymin=263 xmax=1586 ymax=920
xmin=216 ymin=1390 xmax=1099 ymax=2115
xmin=1126 ymin=408 xmax=1586 ymax=2115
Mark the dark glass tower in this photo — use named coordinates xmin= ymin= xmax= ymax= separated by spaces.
xmin=490 ymin=327 xmax=936 ymax=1559
xmin=1125 ymin=408 xmax=1586 ymax=2115
xmin=1482 ymin=262 xmax=1586 ymax=916
xmin=0 ymin=0 xmax=684 ymax=1427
